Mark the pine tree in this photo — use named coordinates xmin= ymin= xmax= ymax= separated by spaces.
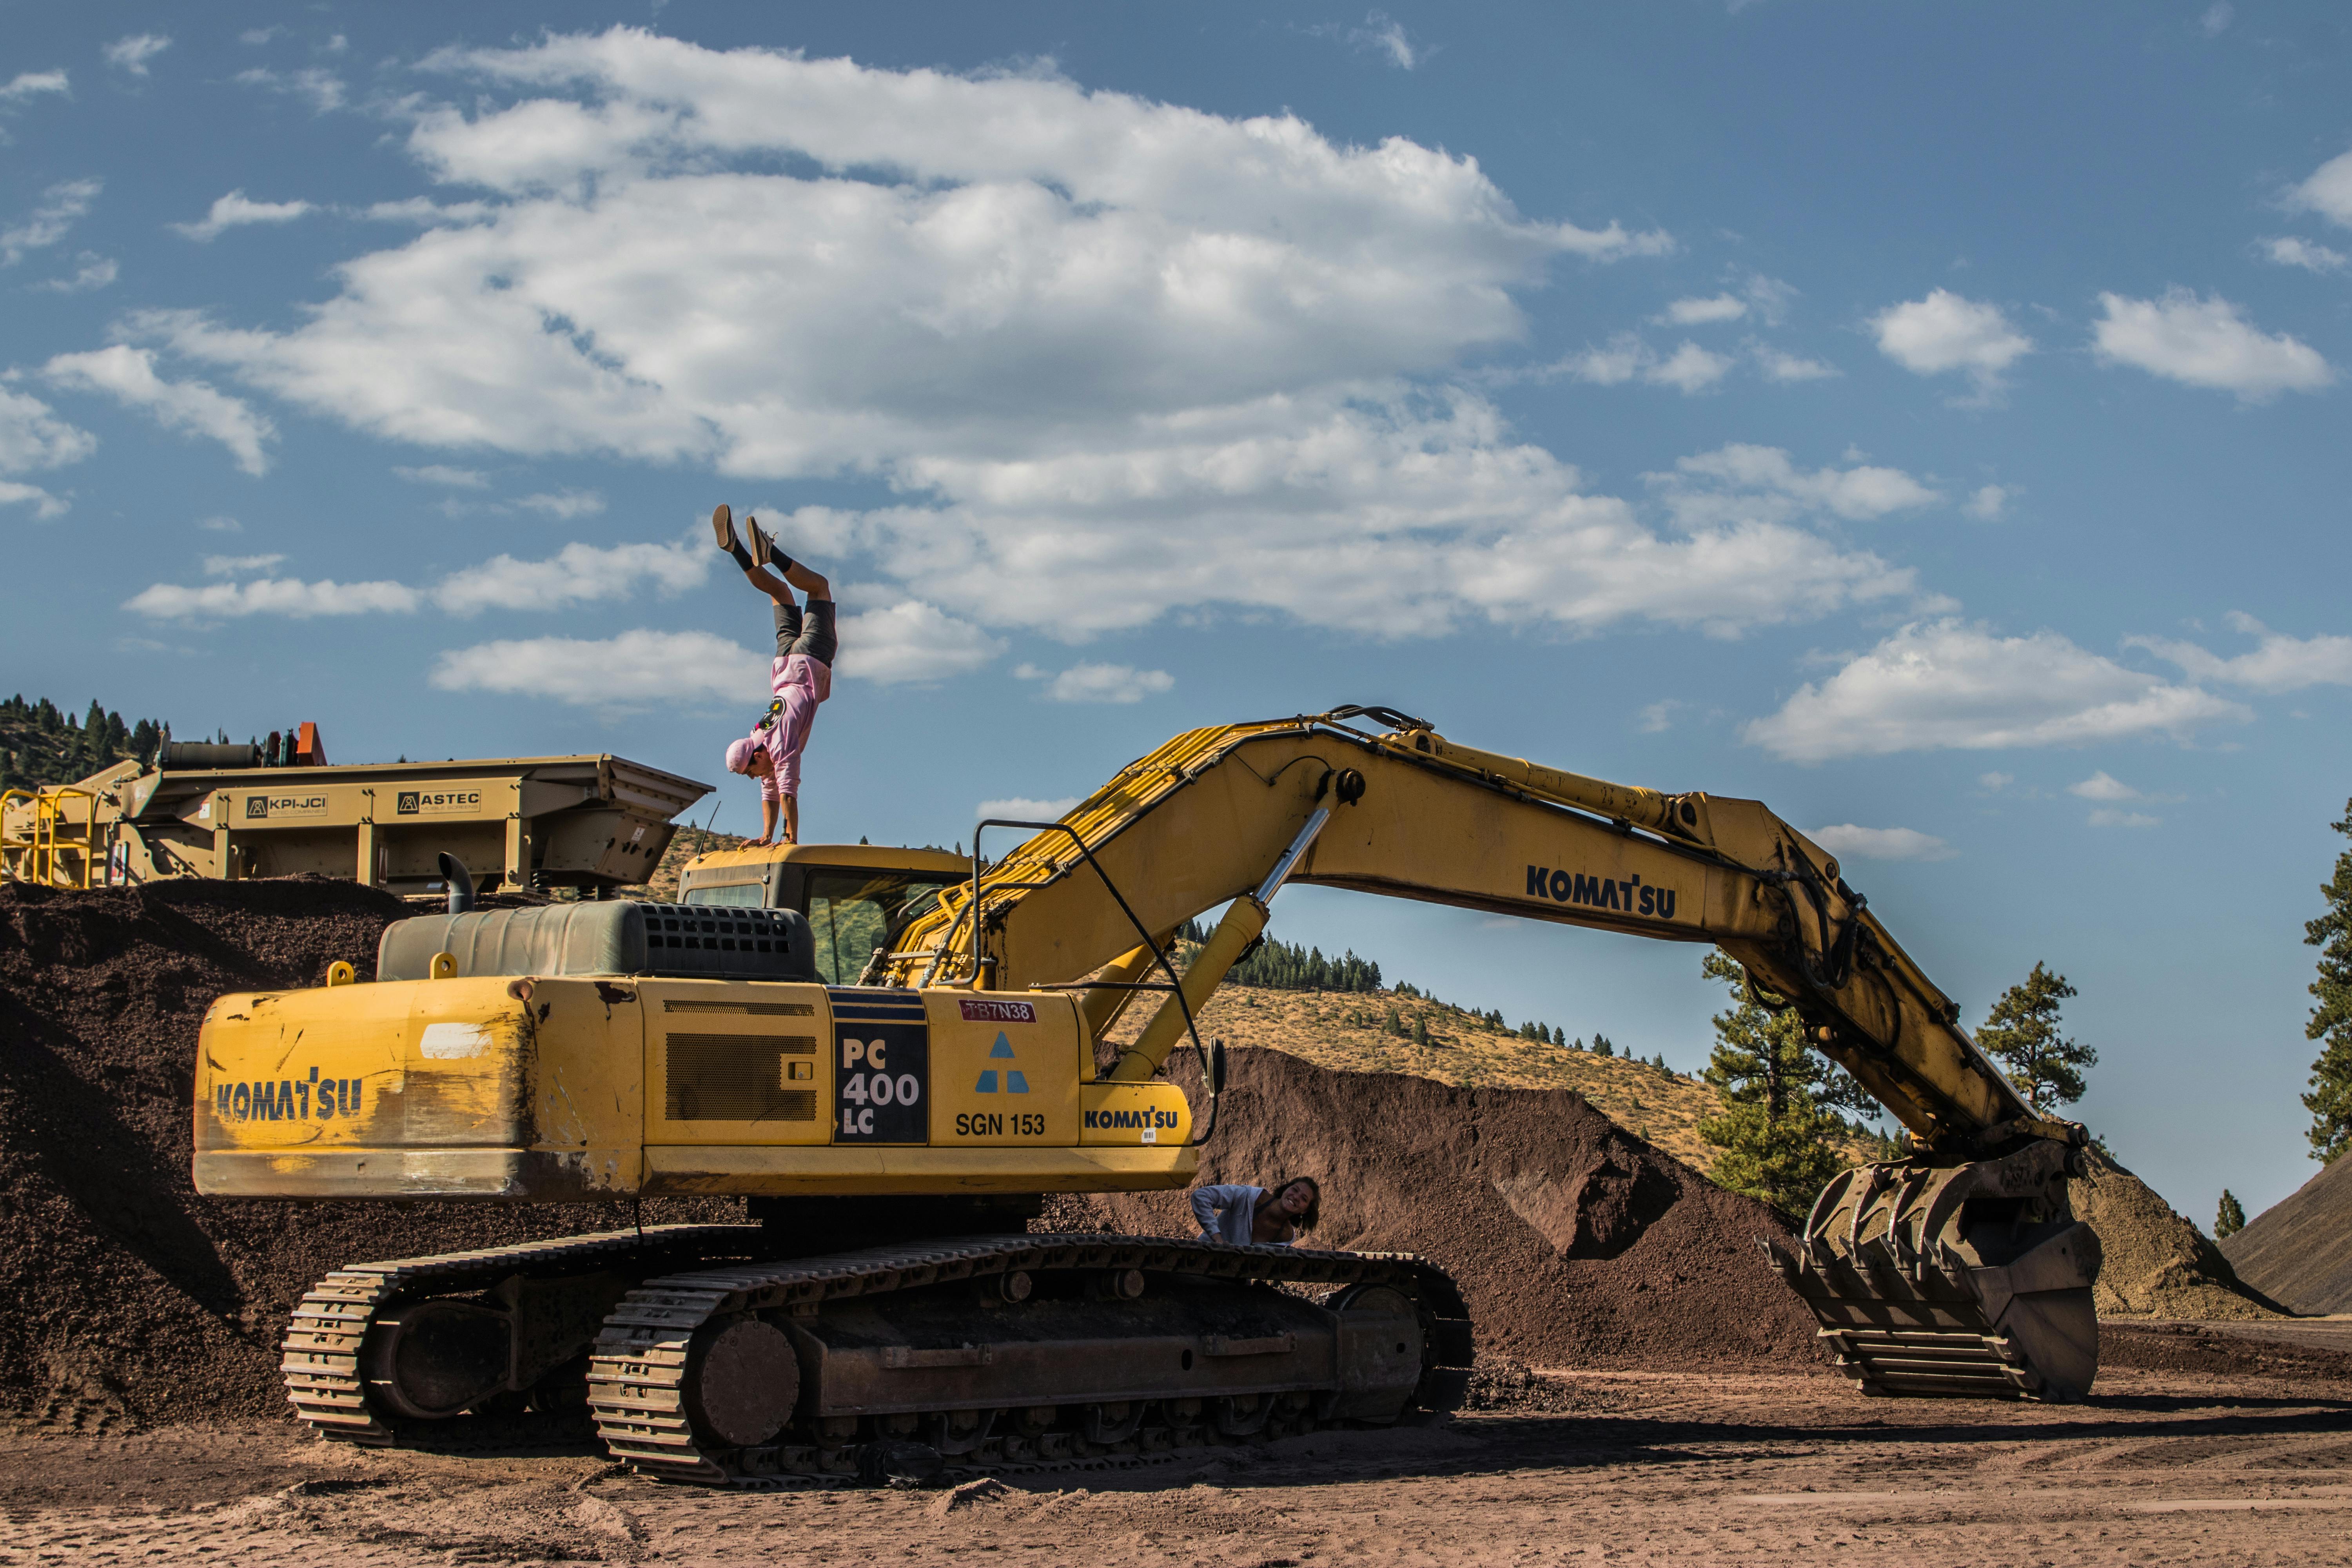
xmin=1696 ymin=951 xmax=1860 ymax=1216
xmin=2303 ymin=800 xmax=2352 ymax=1163
xmin=1411 ymin=1014 xmax=1430 ymax=1047
xmin=1976 ymin=962 xmax=2097 ymax=1110
xmin=1592 ymin=1033 xmax=1615 ymax=1058
xmin=2215 ymin=1189 xmax=2247 ymax=1239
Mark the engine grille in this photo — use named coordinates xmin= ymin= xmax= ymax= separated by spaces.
xmin=664 ymin=1033 xmax=818 ymax=1122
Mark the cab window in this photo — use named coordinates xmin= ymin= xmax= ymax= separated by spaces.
xmin=805 ymin=868 xmax=960 ymax=985
xmin=682 ymin=880 xmax=766 ymax=907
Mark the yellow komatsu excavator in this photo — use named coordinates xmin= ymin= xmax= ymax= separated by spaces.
xmin=196 ymin=706 xmax=2097 ymax=1486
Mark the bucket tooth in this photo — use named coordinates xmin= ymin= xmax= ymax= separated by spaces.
xmin=1769 ymin=1155 xmax=2102 ymax=1404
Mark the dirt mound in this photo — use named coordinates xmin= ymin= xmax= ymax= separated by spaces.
xmin=2068 ymin=1149 xmax=2283 ymax=1320
xmin=2101 ymin=1321 xmax=2352 ymax=1381
xmin=1042 ymin=1045 xmax=1823 ymax=1372
xmin=0 ymin=878 xmax=739 ymax=1430
xmin=2220 ymin=1154 xmax=2352 ymax=1315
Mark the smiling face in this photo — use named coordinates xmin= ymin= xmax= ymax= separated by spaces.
xmin=1272 ymin=1180 xmax=1316 ymax=1218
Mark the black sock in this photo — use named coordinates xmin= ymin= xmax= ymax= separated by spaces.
xmin=727 ymin=539 xmax=757 ymax=574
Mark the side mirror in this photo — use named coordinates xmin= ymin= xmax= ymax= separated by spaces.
xmin=438 ymin=851 xmax=477 ymax=915
xmin=1208 ymin=1037 xmax=1228 ymax=1096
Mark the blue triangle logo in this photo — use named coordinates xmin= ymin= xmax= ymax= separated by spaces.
xmin=988 ymin=1033 xmax=1016 ymax=1059
xmin=1007 ymin=1071 xmax=1030 ymax=1094
xmin=975 ymin=1070 xmax=999 ymax=1093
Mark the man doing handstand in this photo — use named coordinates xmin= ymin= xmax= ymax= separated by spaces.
xmin=714 ymin=505 xmax=835 ymax=846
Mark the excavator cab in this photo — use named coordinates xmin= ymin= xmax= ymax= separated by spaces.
xmin=676 ymin=842 xmax=968 ymax=985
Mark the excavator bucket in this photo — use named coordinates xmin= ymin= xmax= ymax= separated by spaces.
xmin=1764 ymin=1141 xmax=2100 ymax=1400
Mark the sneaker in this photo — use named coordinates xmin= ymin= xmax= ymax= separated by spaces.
xmin=747 ymin=516 xmax=776 ymax=570
xmin=711 ymin=504 xmax=739 ymax=553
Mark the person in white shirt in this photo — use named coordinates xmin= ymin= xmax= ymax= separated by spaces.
xmin=1190 ymin=1177 xmax=1320 ymax=1247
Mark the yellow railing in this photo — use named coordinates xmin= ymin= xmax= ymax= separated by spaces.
xmin=0 ymin=786 xmax=107 ymax=888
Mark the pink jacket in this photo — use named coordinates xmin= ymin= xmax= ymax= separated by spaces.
xmin=748 ymin=652 xmax=831 ymax=801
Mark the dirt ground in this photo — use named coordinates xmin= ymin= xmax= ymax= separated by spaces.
xmin=7 ymin=1326 xmax=2350 ymax=1566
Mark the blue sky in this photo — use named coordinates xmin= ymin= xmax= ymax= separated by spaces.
xmin=5 ymin=2 xmax=2350 ymax=1222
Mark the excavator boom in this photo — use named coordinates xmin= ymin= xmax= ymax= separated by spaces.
xmin=883 ymin=706 xmax=2100 ymax=1397
xmin=886 ymin=708 xmax=2060 ymax=1156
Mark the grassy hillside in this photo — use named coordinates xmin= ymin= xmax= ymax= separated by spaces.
xmin=0 ymin=696 xmax=166 ymax=795
xmin=624 ymin=823 xmax=749 ymax=901
xmin=1100 ymin=980 xmax=1742 ymax=1169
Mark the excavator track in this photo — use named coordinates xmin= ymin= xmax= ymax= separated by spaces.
xmin=282 ymin=1227 xmax=1473 ymax=1482
xmin=588 ymin=1233 xmax=1473 ymax=1486
xmin=281 ymin=1224 xmax=766 ymax=1446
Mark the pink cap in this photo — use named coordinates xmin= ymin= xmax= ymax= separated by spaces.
xmin=724 ymin=737 xmax=759 ymax=774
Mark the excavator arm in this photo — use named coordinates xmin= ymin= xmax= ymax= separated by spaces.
xmin=883 ymin=706 xmax=2103 ymax=1399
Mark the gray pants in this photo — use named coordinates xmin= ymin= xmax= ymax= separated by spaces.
xmin=775 ymin=598 xmax=838 ymax=666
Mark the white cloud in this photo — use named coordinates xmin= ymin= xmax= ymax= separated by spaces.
xmin=1555 ymin=335 xmax=1649 ymax=386
xmin=1977 ymin=771 xmax=2014 ymax=791
xmin=1350 ymin=12 xmax=1421 ymax=70
xmin=233 ymin=67 xmax=346 ymax=113
xmin=1636 ymin=699 xmax=1685 ymax=733
xmin=432 ymin=539 xmax=707 ymax=616
xmin=1742 ymin=619 xmax=2251 ymax=763
xmin=1962 ymin=484 xmax=2008 ymax=520
xmin=515 ymin=488 xmax=606 ymax=518
xmin=2088 ymin=808 xmax=2160 ymax=829
xmin=430 ymin=628 xmax=767 ymax=710
xmin=360 ymin=197 xmax=496 ymax=225
xmin=2091 ymin=289 xmax=2333 ymax=401
xmin=241 ymin=27 xmax=284 ymax=46
xmin=1017 ymin=661 xmax=1175 ymax=703
xmin=202 ymin=553 xmax=285 ymax=576
xmin=1648 ymin=443 xmax=1938 ymax=528
xmin=814 ymin=403 xmax=1915 ymax=642
xmin=2 ymin=178 xmax=101 ymax=267
xmin=1648 ymin=341 xmax=1734 ymax=394
xmin=44 ymin=346 xmax=274 ymax=475
xmin=125 ymin=576 xmax=420 ymax=620
xmin=0 ymin=386 xmax=98 ymax=474
xmin=121 ymin=537 xmax=717 ymax=623
xmin=198 ymin=515 xmax=242 ymax=533
xmin=1808 ymin=824 xmax=1956 ymax=863
xmin=2289 ymin=147 xmax=2352 ymax=230
xmin=0 ymin=70 xmax=71 ymax=104
xmin=103 ymin=35 xmax=171 ymax=76
xmin=834 ymin=600 xmax=1004 ymax=684
xmin=1660 ymin=294 xmax=1746 ymax=326
xmin=1742 ymin=274 xmax=1797 ymax=325
xmin=1753 ymin=345 xmax=1839 ymax=383
xmin=1869 ymin=289 xmax=2033 ymax=399
xmin=172 ymin=191 xmax=316 ymax=243
xmin=1556 ymin=335 xmax=1731 ymax=392
xmin=32 ymin=252 xmax=117 ymax=293
xmin=2067 ymin=770 xmax=2139 ymax=801
xmin=2201 ymin=2 xmax=2233 ymax=35
xmin=0 ymin=481 xmax=66 ymax=519
xmin=2262 ymin=236 xmax=2346 ymax=273
xmin=2128 ymin=612 xmax=2352 ymax=693
xmin=977 ymin=795 xmax=1082 ymax=822
xmin=106 ymin=32 xmax=1949 ymax=652
xmin=394 ymin=463 xmax=489 ymax=488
